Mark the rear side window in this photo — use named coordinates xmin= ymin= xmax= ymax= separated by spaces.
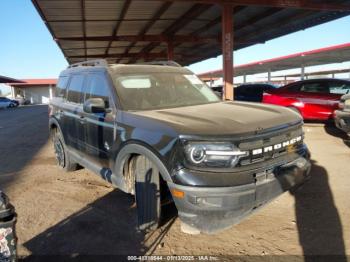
xmin=300 ymin=82 xmax=329 ymax=93
xmin=86 ymin=74 xmax=110 ymax=108
xmin=286 ymin=83 xmax=301 ymax=92
xmin=56 ymin=76 xmax=69 ymax=98
xmin=67 ymin=74 xmax=85 ymax=104
xmin=329 ymin=81 xmax=350 ymax=95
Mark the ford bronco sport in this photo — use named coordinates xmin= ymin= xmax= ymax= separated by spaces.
xmin=49 ymin=60 xmax=311 ymax=234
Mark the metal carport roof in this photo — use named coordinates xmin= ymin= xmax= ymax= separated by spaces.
xmin=0 ymin=75 xmax=24 ymax=84
xmin=198 ymin=42 xmax=350 ymax=78
xmin=32 ymin=0 xmax=350 ymax=66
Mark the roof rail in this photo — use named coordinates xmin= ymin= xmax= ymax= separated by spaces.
xmin=68 ymin=59 xmax=108 ymax=68
xmin=138 ymin=61 xmax=182 ymax=67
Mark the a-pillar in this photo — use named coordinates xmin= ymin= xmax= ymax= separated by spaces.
xmin=222 ymin=4 xmax=234 ymax=100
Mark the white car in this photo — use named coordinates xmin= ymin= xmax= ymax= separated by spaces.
xmin=0 ymin=97 xmax=18 ymax=108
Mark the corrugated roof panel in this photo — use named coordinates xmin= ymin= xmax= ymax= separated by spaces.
xmin=109 ymin=47 xmax=128 ymax=54
xmin=86 ymin=41 xmax=109 ymax=48
xmin=51 ymin=22 xmax=84 ymax=37
xmin=147 ymin=20 xmax=174 ymax=35
xmin=111 ymin=41 xmax=133 ymax=47
xmin=44 ymin=9 xmax=82 ymax=21
xmin=125 ymin=1 xmax=163 ymax=20
xmin=151 ymin=46 xmax=166 ymax=53
xmin=176 ymin=20 xmax=208 ymax=35
xmin=38 ymin=0 xmax=81 ymax=9
xmin=86 ymin=48 xmax=108 ymax=55
xmin=85 ymin=21 xmax=115 ymax=36
xmin=118 ymin=21 xmax=145 ymax=35
xmin=196 ymin=5 xmax=221 ymax=20
xmin=65 ymin=49 xmax=85 ymax=56
xmin=128 ymin=46 xmax=143 ymax=53
xmin=85 ymin=0 xmax=125 ymax=20
xmin=33 ymin=0 xmax=350 ymax=66
xmin=160 ymin=2 xmax=194 ymax=19
xmin=60 ymin=40 xmax=85 ymax=49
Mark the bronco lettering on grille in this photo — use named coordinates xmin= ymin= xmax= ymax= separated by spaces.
xmin=252 ymin=136 xmax=302 ymax=156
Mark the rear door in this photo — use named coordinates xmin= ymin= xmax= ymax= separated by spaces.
xmin=297 ymin=81 xmax=334 ymax=119
xmin=64 ymin=74 xmax=86 ymax=150
xmin=81 ymin=72 xmax=115 ymax=167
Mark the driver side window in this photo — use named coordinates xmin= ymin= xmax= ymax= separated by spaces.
xmin=86 ymin=74 xmax=111 ymax=108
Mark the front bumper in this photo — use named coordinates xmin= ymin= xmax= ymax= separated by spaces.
xmin=168 ymin=156 xmax=311 ymax=234
xmin=335 ymin=110 xmax=350 ymax=134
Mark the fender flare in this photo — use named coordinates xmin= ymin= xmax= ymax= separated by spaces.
xmin=114 ymin=143 xmax=172 ymax=183
xmin=49 ymin=117 xmax=67 ymax=144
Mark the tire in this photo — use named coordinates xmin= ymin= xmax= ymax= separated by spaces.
xmin=134 ymin=155 xmax=161 ymax=231
xmin=52 ymin=129 xmax=78 ymax=172
xmin=8 ymin=103 xmax=15 ymax=108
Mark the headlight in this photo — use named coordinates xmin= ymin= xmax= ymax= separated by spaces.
xmin=184 ymin=142 xmax=248 ymax=168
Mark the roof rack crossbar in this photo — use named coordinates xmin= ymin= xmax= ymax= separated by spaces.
xmin=137 ymin=60 xmax=181 ymax=67
xmin=68 ymin=59 xmax=108 ymax=68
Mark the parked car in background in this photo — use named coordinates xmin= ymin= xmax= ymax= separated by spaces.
xmin=235 ymin=84 xmax=277 ymax=102
xmin=211 ymin=83 xmax=276 ymax=102
xmin=335 ymin=94 xmax=350 ymax=135
xmin=263 ymin=79 xmax=350 ymax=120
xmin=0 ymin=97 xmax=18 ymax=108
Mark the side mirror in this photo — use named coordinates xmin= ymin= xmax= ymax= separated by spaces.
xmin=83 ymin=98 xmax=106 ymax=113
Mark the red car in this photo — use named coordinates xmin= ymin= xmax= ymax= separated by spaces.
xmin=263 ymin=79 xmax=350 ymax=120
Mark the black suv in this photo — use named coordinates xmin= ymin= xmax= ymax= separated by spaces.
xmin=49 ymin=60 xmax=311 ymax=234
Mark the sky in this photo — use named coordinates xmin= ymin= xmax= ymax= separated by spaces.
xmin=0 ymin=1 xmax=350 ymax=82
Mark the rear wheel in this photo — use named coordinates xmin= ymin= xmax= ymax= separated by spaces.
xmin=134 ymin=155 xmax=161 ymax=231
xmin=52 ymin=128 xmax=78 ymax=172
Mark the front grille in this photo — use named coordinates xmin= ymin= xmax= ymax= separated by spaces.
xmin=237 ymin=127 xmax=304 ymax=167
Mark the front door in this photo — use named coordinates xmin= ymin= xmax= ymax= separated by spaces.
xmin=81 ymin=72 xmax=115 ymax=167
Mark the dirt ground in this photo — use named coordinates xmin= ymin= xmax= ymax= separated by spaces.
xmin=0 ymin=105 xmax=349 ymax=260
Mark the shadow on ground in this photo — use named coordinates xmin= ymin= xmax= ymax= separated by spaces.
xmin=0 ymin=106 xmax=50 ymax=190
xmin=291 ymin=160 xmax=346 ymax=261
xmin=22 ymin=188 xmax=177 ymax=260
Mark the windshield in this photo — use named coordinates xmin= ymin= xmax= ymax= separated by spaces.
xmin=113 ymin=72 xmax=220 ymax=110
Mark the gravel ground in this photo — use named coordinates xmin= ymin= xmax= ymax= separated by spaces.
xmin=0 ymin=105 xmax=349 ymax=260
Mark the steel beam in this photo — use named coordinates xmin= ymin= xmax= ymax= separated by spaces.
xmin=155 ymin=0 xmax=350 ymax=11
xmin=222 ymin=4 xmax=234 ymax=101
xmin=120 ymin=2 xmax=173 ymax=63
xmin=131 ymin=3 xmax=213 ymax=63
xmin=81 ymin=0 xmax=87 ymax=59
xmin=105 ymin=0 xmax=132 ymax=56
xmin=58 ymin=35 xmax=219 ymax=43
xmin=69 ymin=52 xmax=201 ymax=60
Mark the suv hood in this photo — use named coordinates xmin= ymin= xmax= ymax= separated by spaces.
xmin=131 ymin=101 xmax=302 ymax=136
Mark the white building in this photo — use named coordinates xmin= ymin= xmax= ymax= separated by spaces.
xmin=9 ymin=79 xmax=57 ymax=104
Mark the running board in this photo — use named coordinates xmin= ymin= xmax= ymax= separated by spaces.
xmin=68 ymin=149 xmax=129 ymax=193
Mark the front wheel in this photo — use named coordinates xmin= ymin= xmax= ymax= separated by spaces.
xmin=52 ymin=129 xmax=77 ymax=172
xmin=8 ymin=103 xmax=15 ymax=108
xmin=134 ymin=155 xmax=161 ymax=231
